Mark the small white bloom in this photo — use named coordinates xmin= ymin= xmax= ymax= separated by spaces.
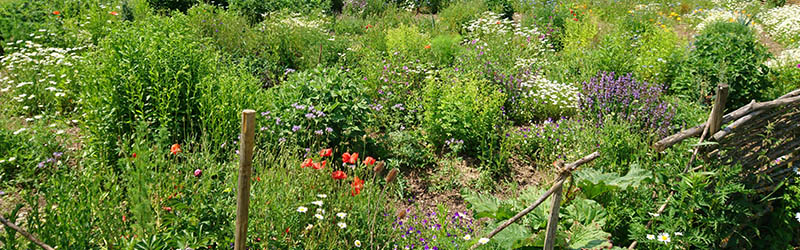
xmin=336 ymin=212 xmax=347 ymax=219
xmin=13 ymin=128 xmax=26 ymax=135
xmin=8 ymin=157 xmax=16 ymax=162
xmin=646 ymin=234 xmax=655 ymax=240
xmin=297 ymin=206 xmax=308 ymax=213
xmin=314 ymin=214 xmax=324 ymax=220
xmin=354 ymin=240 xmax=361 ymax=247
xmin=657 ymin=233 xmax=670 ymax=243
xmin=463 ymin=234 xmax=471 ymax=240
xmin=317 ymin=194 xmax=327 ymax=198
xmin=478 ymin=238 xmax=490 ymax=244
xmin=674 ymin=232 xmax=683 ymax=236
xmin=648 ymin=212 xmax=660 ymax=217
xmin=337 ymin=222 xmax=347 ymax=229
xmin=311 ymin=200 xmax=324 ymax=207
xmin=795 ymin=212 xmax=800 ymax=222
xmin=316 ymin=208 xmax=325 ymax=214
xmin=305 ymin=224 xmax=313 ymax=230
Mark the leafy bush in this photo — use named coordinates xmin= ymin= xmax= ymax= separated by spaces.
xmin=421 ymin=70 xmax=505 ymax=158
xmin=147 ymin=0 xmax=197 ymax=13
xmin=429 ymin=34 xmax=461 ymax=66
xmin=673 ymin=21 xmax=771 ymax=108
xmin=437 ymin=0 xmax=486 ymax=34
xmin=228 ymin=0 xmax=330 ymax=23
xmin=581 ymin=72 xmax=676 ymax=137
xmin=633 ymin=27 xmax=685 ymax=85
xmin=262 ymin=67 xmax=371 ymax=150
xmin=386 ymin=24 xmax=429 ymax=60
xmin=81 ymin=15 xmax=216 ymax=163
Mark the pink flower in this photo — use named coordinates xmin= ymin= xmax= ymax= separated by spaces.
xmin=194 ymin=169 xmax=202 ymax=177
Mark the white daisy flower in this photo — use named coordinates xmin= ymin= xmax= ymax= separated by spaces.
xmin=657 ymin=233 xmax=670 ymax=244
xmin=478 ymin=238 xmax=490 ymax=244
xmin=795 ymin=212 xmax=800 ymax=222
xmin=337 ymin=222 xmax=347 ymax=229
xmin=297 ymin=206 xmax=308 ymax=213
xmin=354 ymin=240 xmax=361 ymax=247
xmin=674 ymin=232 xmax=683 ymax=236
xmin=463 ymin=234 xmax=471 ymax=240
xmin=336 ymin=212 xmax=347 ymax=219
xmin=317 ymin=194 xmax=327 ymax=198
xmin=646 ymin=234 xmax=655 ymax=240
xmin=311 ymin=200 xmax=324 ymax=207
xmin=314 ymin=214 xmax=324 ymax=220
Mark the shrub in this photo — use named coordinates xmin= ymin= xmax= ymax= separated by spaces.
xmin=673 ymin=21 xmax=771 ymax=108
xmin=633 ymin=27 xmax=685 ymax=85
xmin=81 ymin=15 xmax=216 ymax=163
xmin=385 ymin=24 xmax=429 ymax=60
xmin=437 ymin=0 xmax=486 ymax=34
xmin=262 ymin=67 xmax=371 ymax=150
xmin=228 ymin=0 xmax=330 ymax=23
xmin=421 ymin=70 xmax=505 ymax=157
xmin=429 ymin=34 xmax=461 ymax=66
xmin=581 ymin=72 xmax=675 ymax=137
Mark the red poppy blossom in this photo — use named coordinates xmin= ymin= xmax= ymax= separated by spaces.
xmin=332 ymin=170 xmax=347 ymax=180
xmin=52 ymin=11 xmax=60 ymax=15
xmin=342 ymin=152 xmax=350 ymax=163
xmin=312 ymin=160 xmax=327 ymax=170
xmin=424 ymin=44 xmax=431 ymax=49
xmin=349 ymin=152 xmax=358 ymax=164
xmin=320 ymin=148 xmax=332 ymax=157
xmin=170 ymin=144 xmax=181 ymax=155
xmin=110 ymin=11 xmax=118 ymax=16
xmin=495 ymin=21 xmax=501 ymax=24
xmin=132 ymin=153 xmax=137 ymax=158
xmin=351 ymin=176 xmax=365 ymax=196
xmin=302 ymin=158 xmax=313 ymax=168
xmin=364 ymin=156 xmax=376 ymax=166
xmin=573 ymin=18 xmax=579 ymax=21
xmin=163 ymin=206 xmax=172 ymax=212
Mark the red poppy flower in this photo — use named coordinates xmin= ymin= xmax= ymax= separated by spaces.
xmin=122 ymin=215 xmax=127 ymax=222
xmin=364 ymin=156 xmax=376 ymax=166
xmin=320 ymin=148 xmax=332 ymax=157
xmin=302 ymin=158 xmax=313 ymax=168
xmin=132 ymin=153 xmax=137 ymax=158
xmin=573 ymin=18 xmax=579 ymax=21
xmin=424 ymin=44 xmax=431 ymax=49
xmin=332 ymin=170 xmax=347 ymax=180
xmin=163 ymin=206 xmax=173 ymax=212
xmin=312 ymin=160 xmax=327 ymax=170
xmin=170 ymin=144 xmax=181 ymax=155
xmin=351 ymin=188 xmax=361 ymax=196
xmin=52 ymin=11 xmax=60 ymax=15
xmin=349 ymin=152 xmax=358 ymax=164
xmin=351 ymin=176 xmax=364 ymax=190
xmin=342 ymin=152 xmax=351 ymax=163
xmin=495 ymin=21 xmax=501 ymax=24
xmin=110 ymin=11 xmax=118 ymax=16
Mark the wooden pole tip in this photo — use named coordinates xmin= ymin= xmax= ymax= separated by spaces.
xmin=243 ymin=109 xmax=256 ymax=115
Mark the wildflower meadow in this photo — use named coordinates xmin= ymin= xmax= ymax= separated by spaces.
xmin=1 ymin=0 xmax=799 ymax=249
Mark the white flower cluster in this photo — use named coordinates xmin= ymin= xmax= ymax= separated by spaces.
xmin=765 ymin=47 xmax=800 ymax=69
xmin=465 ymin=12 xmax=514 ymax=39
xmin=522 ymin=76 xmax=580 ymax=111
xmin=757 ymin=5 xmax=800 ymax=45
xmin=0 ymin=38 xmax=84 ymax=110
xmin=711 ymin=0 xmax=756 ymax=11
xmin=690 ymin=8 xmax=755 ymax=32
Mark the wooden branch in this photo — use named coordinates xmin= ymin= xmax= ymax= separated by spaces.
xmin=653 ymin=94 xmax=800 ymax=152
xmin=468 ymin=152 xmax=599 ymax=250
xmin=708 ymin=84 xmax=729 ymax=135
xmin=543 ymin=183 xmax=564 ymax=250
xmin=0 ymin=215 xmax=55 ymax=250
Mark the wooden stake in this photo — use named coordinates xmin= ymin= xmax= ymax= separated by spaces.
xmin=707 ymin=84 xmax=729 ymax=135
xmin=543 ymin=183 xmax=564 ymax=250
xmin=234 ymin=110 xmax=256 ymax=250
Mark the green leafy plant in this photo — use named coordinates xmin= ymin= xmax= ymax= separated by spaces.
xmin=673 ymin=20 xmax=771 ymax=108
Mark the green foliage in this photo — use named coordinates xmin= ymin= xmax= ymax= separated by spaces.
xmin=228 ymin=0 xmax=330 ymax=23
xmin=386 ymin=24 xmax=429 ymax=60
xmin=81 ymin=15 xmax=215 ymax=163
xmin=0 ymin=122 xmax=66 ymax=186
xmin=633 ymin=27 xmax=685 ymax=85
xmin=421 ymin=70 xmax=506 ymax=159
xmin=147 ymin=0 xmax=197 ymax=13
xmin=429 ymin=34 xmax=461 ymax=66
xmin=673 ymin=20 xmax=771 ymax=108
xmin=438 ymin=0 xmax=486 ymax=34
xmin=264 ymin=67 xmax=371 ymax=150
xmin=575 ymin=164 xmax=651 ymax=199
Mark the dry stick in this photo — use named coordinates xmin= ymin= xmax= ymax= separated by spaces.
xmin=468 ymin=152 xmax=600 ymax=250
xmin=652 ymin=93 xmax=800 ymax=152
xmin=0 ymin=215 xmax=55 ymax=250
xmin=234 ymin=110 xmax=256 ymax=250
xmin=543 ymin=177 xmax=564 ymax=250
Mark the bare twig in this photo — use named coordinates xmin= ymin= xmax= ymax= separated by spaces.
xmin=0 ymin=215 xmax=55 ymax=250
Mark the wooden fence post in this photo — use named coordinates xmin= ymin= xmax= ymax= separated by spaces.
xmin=234 ymin=110 xmax=256 ymax=250
xmin=708 ymin=83 xmax=729 ymax=135
xmin=543 ymin=183 xmax=564 ymax=250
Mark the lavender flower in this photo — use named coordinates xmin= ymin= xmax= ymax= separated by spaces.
xmin=292 ymin=125 xmax=301 ymax=132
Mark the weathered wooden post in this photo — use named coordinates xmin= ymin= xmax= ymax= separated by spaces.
xmin=234 ymin=110 xmax=256 ymax=250
xmin=707 ymin=83 xmax=729 ymax=135
xmin=543 ymin=182 xmax=564 ymax=250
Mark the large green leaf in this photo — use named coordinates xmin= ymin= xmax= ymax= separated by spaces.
xmin=575 ymin=164 xmax=651 ymax=199
xmin=462 ymin=190 xmax=500 ymax=219
xmin=563 ymin=198 xmax=608 ymax=227
xmin=491 ymin=222 xmax=532 ymax=249
xmin=565 ymin=222 xmax=612 ymax=250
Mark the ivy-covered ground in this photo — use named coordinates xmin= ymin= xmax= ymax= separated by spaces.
xmin=1 ymin=0 xmax=799 ymax=249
